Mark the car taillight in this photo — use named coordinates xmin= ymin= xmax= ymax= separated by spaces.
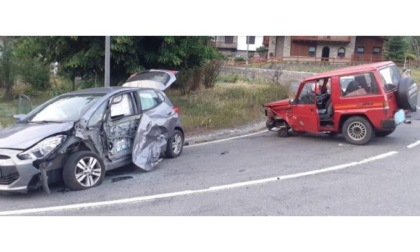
xmin=383 ymin=100 xmax=389 ymax=109
xmin=173 ymin=107 xmax=179 ymax=114
xmin=383 ymin=96 xmax=389 ymax=114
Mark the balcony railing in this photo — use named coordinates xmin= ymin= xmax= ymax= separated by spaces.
xmin=351 ymin=54 xmax=384 ymax=62
xmin=211 ymin=41 xmax=237 ymax=49
xmin=225 ymin=54 xmax=385 ymax=66
xmin=291 ymin=36 xmax=352 ymax=43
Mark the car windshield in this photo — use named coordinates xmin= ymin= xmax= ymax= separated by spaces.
xmin=29 ymin=95 xmax=103 ymax=122
xmin=379 ymin=65 xmax=401 ymax=91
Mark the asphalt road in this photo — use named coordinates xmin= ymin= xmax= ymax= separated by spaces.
xmin=1 ymin=111 xmax=420 ymax=216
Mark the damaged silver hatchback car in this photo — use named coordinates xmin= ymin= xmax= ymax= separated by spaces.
xmin=0 ymin=70 xmax=184 ymax=193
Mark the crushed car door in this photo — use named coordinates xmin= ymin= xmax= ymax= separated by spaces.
xmin=103 ymin=92 xmax=141 ymax=161
xmin=132 ymin=113 xmax=166 ymax=172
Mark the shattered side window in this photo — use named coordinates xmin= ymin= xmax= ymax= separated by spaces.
xmin=88 ymin=102 xmax=107 ymax=127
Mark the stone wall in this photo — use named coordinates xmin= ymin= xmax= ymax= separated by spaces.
xmin=221 ymin=66 xmax=314 ymax=84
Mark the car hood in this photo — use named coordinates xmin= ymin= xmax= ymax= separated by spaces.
xmin=0 ymin=122 xmax=74 ymax=150
xmin=122 ymin=69 xmax=177 ymax=90
xmin=263 ymin=98 xmax=291 ymax=108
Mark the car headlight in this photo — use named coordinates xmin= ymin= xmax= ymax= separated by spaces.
xmin=18 ymin=135 xmax=67 ymax=160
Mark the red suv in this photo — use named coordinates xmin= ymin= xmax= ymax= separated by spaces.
xmin=263 ymin=61 xmax=418 ymax=145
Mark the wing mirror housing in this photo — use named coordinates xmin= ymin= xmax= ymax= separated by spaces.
xmin=289 ymin=99 xmax=297 ymax=105
xmin=13 ymin=114 xmax=26 ymax=122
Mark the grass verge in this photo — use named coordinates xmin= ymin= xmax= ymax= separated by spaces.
xmin=166 ymin=82 xmax=289 ymax=135
xmin=0 ymin=90 xmax=51 ymax=129
xmin=410 ymin=69 xmax=420 ymax=84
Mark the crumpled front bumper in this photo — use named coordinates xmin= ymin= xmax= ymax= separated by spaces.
xmin=0 ymin=149 xmax=40 ymax=193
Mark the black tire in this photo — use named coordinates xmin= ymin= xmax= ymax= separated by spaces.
xmin=397 ymin=77 xmax=418 ymax=112
xmin=278 ymin=128 xmax=289 ymax=137
xmin=63 ymin=151 xmax=105 ymax=190
xmin=165 ymin=129 xmax=184 ymax=158
xmin=342 ymin=116 xmax=373 ymax=145
xmin=375 ymin=128 xmax=395 ymax=137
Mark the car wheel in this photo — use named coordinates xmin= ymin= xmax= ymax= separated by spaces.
xmin=342 ymin=116 xmax=373 ymax=145
xmin=165 ymin=129 xmax=184 ymax=158
xmin=63 ymin=151 xmax=105 ymax=190
xmin=375 ymin=128 xmax=395 ymax=137
xmin=277 ymin=128 xmax=289 ymax=137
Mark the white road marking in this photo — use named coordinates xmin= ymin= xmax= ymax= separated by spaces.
xmin=0 ymin=151 xmax=398 ymax=216
xmin=185 ymin=130 xmax=268 ymax=148
xmin=407 ymin=140 xmax=420 ymax=149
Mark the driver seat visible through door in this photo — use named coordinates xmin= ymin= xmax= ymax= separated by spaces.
xmin=318 ymin=97 xmax=333 ymax=122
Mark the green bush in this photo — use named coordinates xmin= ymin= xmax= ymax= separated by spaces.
xmin=256 ymin=46 xmax=268 ymax=58
xmin=234 ymin=56 xmax=245 ymax=62
xmin=202 ymin=60 xmax=224 ymax=89
xmin=49 ymin=76 xmax=74 ymax=96
xmin=19 ymin=58 xmax=50 ymax=90
xmin=256 ymin=46 xmax=268 ymax=53
xmin=174 ymin=67 xmax=202 ymax=95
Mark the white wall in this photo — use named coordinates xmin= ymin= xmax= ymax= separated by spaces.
xmin=237 ymin=36 xmax=264 ymax=51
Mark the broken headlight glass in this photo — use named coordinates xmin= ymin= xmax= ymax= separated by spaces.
xmin=18 ymin=135 xmax=67 ymax=160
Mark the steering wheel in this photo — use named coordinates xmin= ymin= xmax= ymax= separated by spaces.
xmin=316 ymin=93 xmax=329 ymax=104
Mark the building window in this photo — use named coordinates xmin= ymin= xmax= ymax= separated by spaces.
xmin=308 ymin=46 xmax=316 ymax=57
xmin=247 ymin=36 xmax=255 ymax=44
xmin=372 ymin=47 xmax=381 ymax=54
xmin=356 ymin=47 xmax=365 ymax=54
xmin=225 ymin=36 xmax=234 ymax=44
xmin=337 ymin=47 xmax=345 ymax=58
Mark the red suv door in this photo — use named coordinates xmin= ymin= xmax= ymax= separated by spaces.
xmin=290 ymin=82 xmax=319 ymax=133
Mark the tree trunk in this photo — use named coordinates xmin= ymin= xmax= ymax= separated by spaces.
xmin=3 ymin=81 xmax=14 ymax=101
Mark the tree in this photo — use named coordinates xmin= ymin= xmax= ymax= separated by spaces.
xmin=408 ymin=36 xmax=420 ymax=60
xmin=15 ymin=36 xmax=222 ymax=86
xmin=0 ymin=38 xmax=19 ymax=100
xmin=385 ymin=36 xmax=408 ymax=61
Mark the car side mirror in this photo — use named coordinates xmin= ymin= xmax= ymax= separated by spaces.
xmin=13 ymin=114 xmax=26 ymax=122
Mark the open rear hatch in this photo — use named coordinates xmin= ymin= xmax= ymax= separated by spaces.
xmin=122 ymin=70 xmax=177 ymax=91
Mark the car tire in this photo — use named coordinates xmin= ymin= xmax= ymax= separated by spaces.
xmin=278 ymin=128 xmax=289 ymax=137
xmin=63 ymin=151 xmax=105 ymax=190
xmin=375 ymin=128 xmax=395 ymax=137
xmin=342 ymin=116 xmax=373 ymax=145
xmin=397 ymin=76 xmax=418 ymax=112
xmin=165 ymin=129 xmax=184 ymax=158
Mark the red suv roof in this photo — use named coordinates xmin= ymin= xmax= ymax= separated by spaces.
xmin=304 ymin=61 xmax=395 ymax=82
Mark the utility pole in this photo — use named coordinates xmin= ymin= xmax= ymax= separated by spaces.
xmin=105 ymin=36 xmax=110 ymax=87
xmin=246 ymin=36 xmax=249 ymax=65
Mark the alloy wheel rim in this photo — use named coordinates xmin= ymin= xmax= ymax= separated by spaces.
xmin=348 ymin=122 xmax=366 ymax=141
xmin=75 ymin=156 xmax=102 ymax=187
xmin=172 ymin=134 xmax=183 ymax=155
